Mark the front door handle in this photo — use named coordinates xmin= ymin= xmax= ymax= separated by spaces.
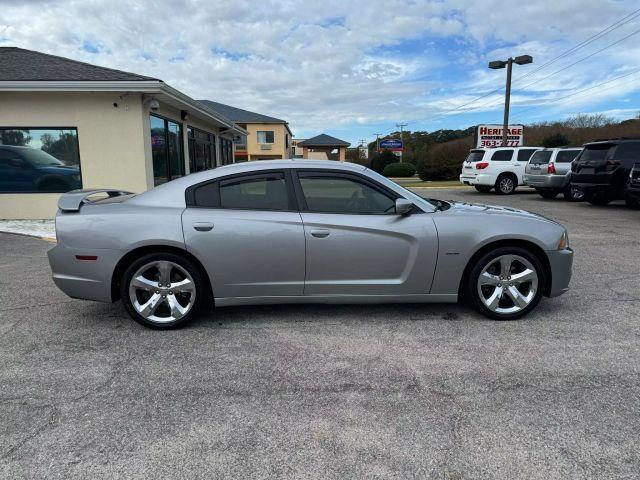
xmin=193 ymin=222 xmax=214 ymax=232
xmin=310 ymin=229 xmax=330 ymax=238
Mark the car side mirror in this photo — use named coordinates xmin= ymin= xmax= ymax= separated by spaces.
xmin=395 ymin=198 xmax=413 ymax=215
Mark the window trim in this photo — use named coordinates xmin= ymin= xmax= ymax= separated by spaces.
xmin=185 ymin=169 xmax=298 ymax=212
xmin=0 ymin=126 xmax=83 ymax=194
xmin=292 ymin=169 xmax=405 ymax=215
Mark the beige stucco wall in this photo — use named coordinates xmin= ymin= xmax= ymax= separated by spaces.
xmin=0 ymin=91 xmax=149 ymax=219
xmin=245 ymin=123 xmax=291 ymax=160
xmin=0 ymin=92 xmax=237 ymax=219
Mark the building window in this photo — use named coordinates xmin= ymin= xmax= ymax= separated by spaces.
xmin=220 ymin=137 xmax=234 ymax=166
xmin=151 ymin=114 xmax=184 ymax=186
xmin=0 ymin=127 xmax=82 ymax=193
xmin=257 ymin=131 xmax=274 ymax=144
xmin=188 ymin=127 xmax=216 ymax=173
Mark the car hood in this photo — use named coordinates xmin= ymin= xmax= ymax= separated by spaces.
xmin=442 ymin=200 xmax=559 ymax=224
xmin=37 ymin=165 xmax=80 ymax=175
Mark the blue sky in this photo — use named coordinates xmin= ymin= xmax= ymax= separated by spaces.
xmin=2 ymin=0 xmax=639 ymax=146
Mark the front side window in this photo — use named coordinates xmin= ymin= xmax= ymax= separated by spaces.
xmin=0 ymin=127 xmax=82 ymax=193
xmin=257 ymin=131 xmax=275 ymax=144
xmin=220 ymin=173 xmax=288 ymax=210
xmin=151 ymin=115 xmax=184 ymax=186
xmin=299 ymin=175 xmax=395 ymax=214
xmin=491 ymin=150 xmax=513 ymax=161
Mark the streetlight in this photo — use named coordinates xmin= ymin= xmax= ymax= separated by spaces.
xmin=488 ymin=54 xmax=533 ymax=146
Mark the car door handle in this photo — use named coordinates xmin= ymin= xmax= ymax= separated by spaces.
xmin=193 ymin=222 xmax=214 ymax=232
xmin=310 ymin=229 xmax=330 ymax=238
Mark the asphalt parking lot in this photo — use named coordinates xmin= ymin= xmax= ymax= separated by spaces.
xmin=1 ymin=187 xmax=639 ymax=479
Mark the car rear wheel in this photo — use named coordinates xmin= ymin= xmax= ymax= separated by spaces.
xmin=537 ymin=189 xmax=559 ymax=199
xmin=563 ymin=185 xmax=584 ymax=202
xmin=121 ymin=252 xmax=206 ymax=329
xmin=474 ymin=185 xmax=492 ymax=193
xmin=495 ymin=174 xmax=517 ymax=195
xmin=466 ymin=247 xmax=545 ymax=320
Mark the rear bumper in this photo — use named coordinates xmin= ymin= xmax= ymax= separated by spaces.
xmin=47 ymin=243 xmax=121 ymax=302
xmin=546 ymin=248 xmax=573 ymax=297
xmin=459 ymin=173 xmax=495 ymax=186
xmin=523 ymin=174 xmax=568 ymax=189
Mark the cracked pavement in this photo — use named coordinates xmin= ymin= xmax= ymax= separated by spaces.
xmin=1 ymin=188 xmax=639 ymax=479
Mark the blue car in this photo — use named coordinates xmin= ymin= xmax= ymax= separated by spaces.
xmin=0 ymin=145 xmax=82 ymax=192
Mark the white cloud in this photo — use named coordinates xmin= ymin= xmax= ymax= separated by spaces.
xmin=1 ymin=0 xmax=639 ymax=142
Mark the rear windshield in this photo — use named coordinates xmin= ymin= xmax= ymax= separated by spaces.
xmin=580 ymin=144 xmax=615 ymax=161
xmin=529 ymin=151 xmax=552 ymax=164
xmin=465 ymin=151 xmax=484 ymax=163
xmin=556 ymin=150 xmax=581 ymax=163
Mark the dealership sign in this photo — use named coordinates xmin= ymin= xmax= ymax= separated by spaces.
xmin=379 ymin=138 xmax=403 ymax=151
xmin=474 ymin=124 xmax=524 ymax=148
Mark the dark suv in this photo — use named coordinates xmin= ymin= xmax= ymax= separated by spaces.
xmin=626 ymin=162 xmax=640 ymax=209
xmin=571 ymin=138 xmax=640 ymax=205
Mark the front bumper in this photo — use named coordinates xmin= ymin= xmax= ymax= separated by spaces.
xmin=48 ymin=242 xmax=122 ymax=303
xmin=523 ymin=173 xmax=568 ymax=190
xmin=546 ymin=248 xmax=573 ymax=297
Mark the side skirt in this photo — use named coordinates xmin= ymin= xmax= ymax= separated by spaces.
xmin=214 ymin=294 xmax=458 ymax=307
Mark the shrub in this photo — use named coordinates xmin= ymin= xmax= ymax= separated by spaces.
xmin=382 ymin=162 xmax=416 ymax=177
xmin=416 ymin=137 xmax=474 ymax=181
xmin=542 ymin=132 xmax=570 ymax=148
xmin=370 ymin=149 xmax=397 ymax=173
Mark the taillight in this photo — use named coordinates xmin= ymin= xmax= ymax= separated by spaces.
xmin=547 ymin=162 xmax=556 ymax=174
xmin=605 ymin=160 xmax=620 ymax=171
xmin=476 ymin=162 xmax=489 ymax=170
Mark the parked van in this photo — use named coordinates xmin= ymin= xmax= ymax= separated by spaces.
xmin=523 ymin=147 xmax=583 ymax=201
xmin=459 ymin=146 xmax=540 ymax=194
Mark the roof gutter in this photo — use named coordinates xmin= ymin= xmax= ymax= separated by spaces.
xmin=0 ymin=80 xmax=247 ymax=136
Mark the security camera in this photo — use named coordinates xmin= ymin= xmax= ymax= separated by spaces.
xmin=149 ymin=99 xmax=160 ymax=111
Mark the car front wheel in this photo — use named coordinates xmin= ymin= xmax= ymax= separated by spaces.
xmin=121 ymin=252 xmax=206 ymax=329
xmin=466 ymin=247 xmax=545 ymax=320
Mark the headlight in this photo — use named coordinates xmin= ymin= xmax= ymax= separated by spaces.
xmin=557 ymin=231 xmax=569 ymax=250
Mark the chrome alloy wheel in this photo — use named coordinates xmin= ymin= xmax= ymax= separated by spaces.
xmin=128 ymin=260 xmax=196 ymax=323
xmin=498 ymin=177 xmax=515 ymax=194
xmin=476 ymin=254 xmax=538 ymax=314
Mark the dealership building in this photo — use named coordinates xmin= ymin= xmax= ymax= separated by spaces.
xmin=0 ymin=47 xmax=247 ymax=219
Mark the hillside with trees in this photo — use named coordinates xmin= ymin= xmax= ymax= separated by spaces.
xmin=363 ymin=114 xmax=640 ymax=180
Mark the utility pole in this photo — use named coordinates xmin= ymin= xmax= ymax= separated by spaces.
xmin=489 ymin=55 xmax=532 ymax=146
xmin=396 ymin=123 xmax=407 ymax=163
xmin=374 ymin=133 xmax=382 ymax=154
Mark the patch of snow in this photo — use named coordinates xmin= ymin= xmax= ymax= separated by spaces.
xmin=0 ymin=220 xmax=56 ymax=240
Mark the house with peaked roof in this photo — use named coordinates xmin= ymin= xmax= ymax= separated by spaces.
xmin=199 ymin=100 xmax=293 ymax=161
xmin=295 ymin=134 xmax=350 ymax=161
xmin=0 ymin=47 xmax=246 ymax=219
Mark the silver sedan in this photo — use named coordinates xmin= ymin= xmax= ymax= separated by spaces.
xmin=48 ymin=160 xmax=573 ymax=329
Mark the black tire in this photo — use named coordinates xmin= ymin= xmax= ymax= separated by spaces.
xmin=537 ymin=189 xmax=559 ymax=199
xmin=563 ymin=185 xmax=584 ymax=202
xmin=495 ymin=174 xmax=517 ymax=195
xmin=585 ymin=192 xmax=611 ymax=206
xmin=625 ymin=195 xmax=640 ymax=210
xmin=465 ymin=246 xmax=545 ymax=321
xmin=474 ymin=185 xmax=492 ymax=193
xmin=120 ymin=252 xmax=207 ymax=329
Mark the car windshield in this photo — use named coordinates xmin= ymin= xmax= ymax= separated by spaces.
xmin=529 ymin=151 xmax=552 ymax=164
xmin=465 ymin=151 xmax=484 ymax=162
xmin=19 ymin=148 xmax=64 ymax=166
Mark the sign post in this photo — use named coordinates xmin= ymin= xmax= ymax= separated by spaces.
xmin=474 ymin=124 xmax=524 ymax=148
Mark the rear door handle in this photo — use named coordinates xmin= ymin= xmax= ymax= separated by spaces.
xmin=310 ymin=229 xmax=330 ymax=238
xmin=193 ymin=222 xmax=214 ymax=232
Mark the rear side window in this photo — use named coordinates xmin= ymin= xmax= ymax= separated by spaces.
xmin=556 ymin=150 xmax=581 ymax=163
xmin=465 ymin=151 xmax=485 ymax=162
xmin=220 ymin=174 xmax=289 ymax=210
xmin=613 ymin=142 xmax=640 ymax=159
xmin=517 ymin=149 xmax=537 ymax=162
xmin=491 ymin=150 xmax=513 ymax=161
xmin=529 ymin=151 xmax=552 ymax=164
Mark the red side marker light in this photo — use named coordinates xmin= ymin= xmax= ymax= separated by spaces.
xmin=75 ymin=255 xmax=98 ymax=261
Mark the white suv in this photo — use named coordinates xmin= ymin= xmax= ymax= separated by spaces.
xmin=459 ymin=147 xmax=541 ymax=194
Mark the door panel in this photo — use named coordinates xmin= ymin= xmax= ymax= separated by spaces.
xmin=183 ymin=209 xmax=305 ymax=298
xmin=301 ymin=213 xmax=438 ymax=295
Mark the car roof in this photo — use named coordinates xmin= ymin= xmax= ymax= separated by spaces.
xmin=585 ymin=137 xmax=640 ymax=146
